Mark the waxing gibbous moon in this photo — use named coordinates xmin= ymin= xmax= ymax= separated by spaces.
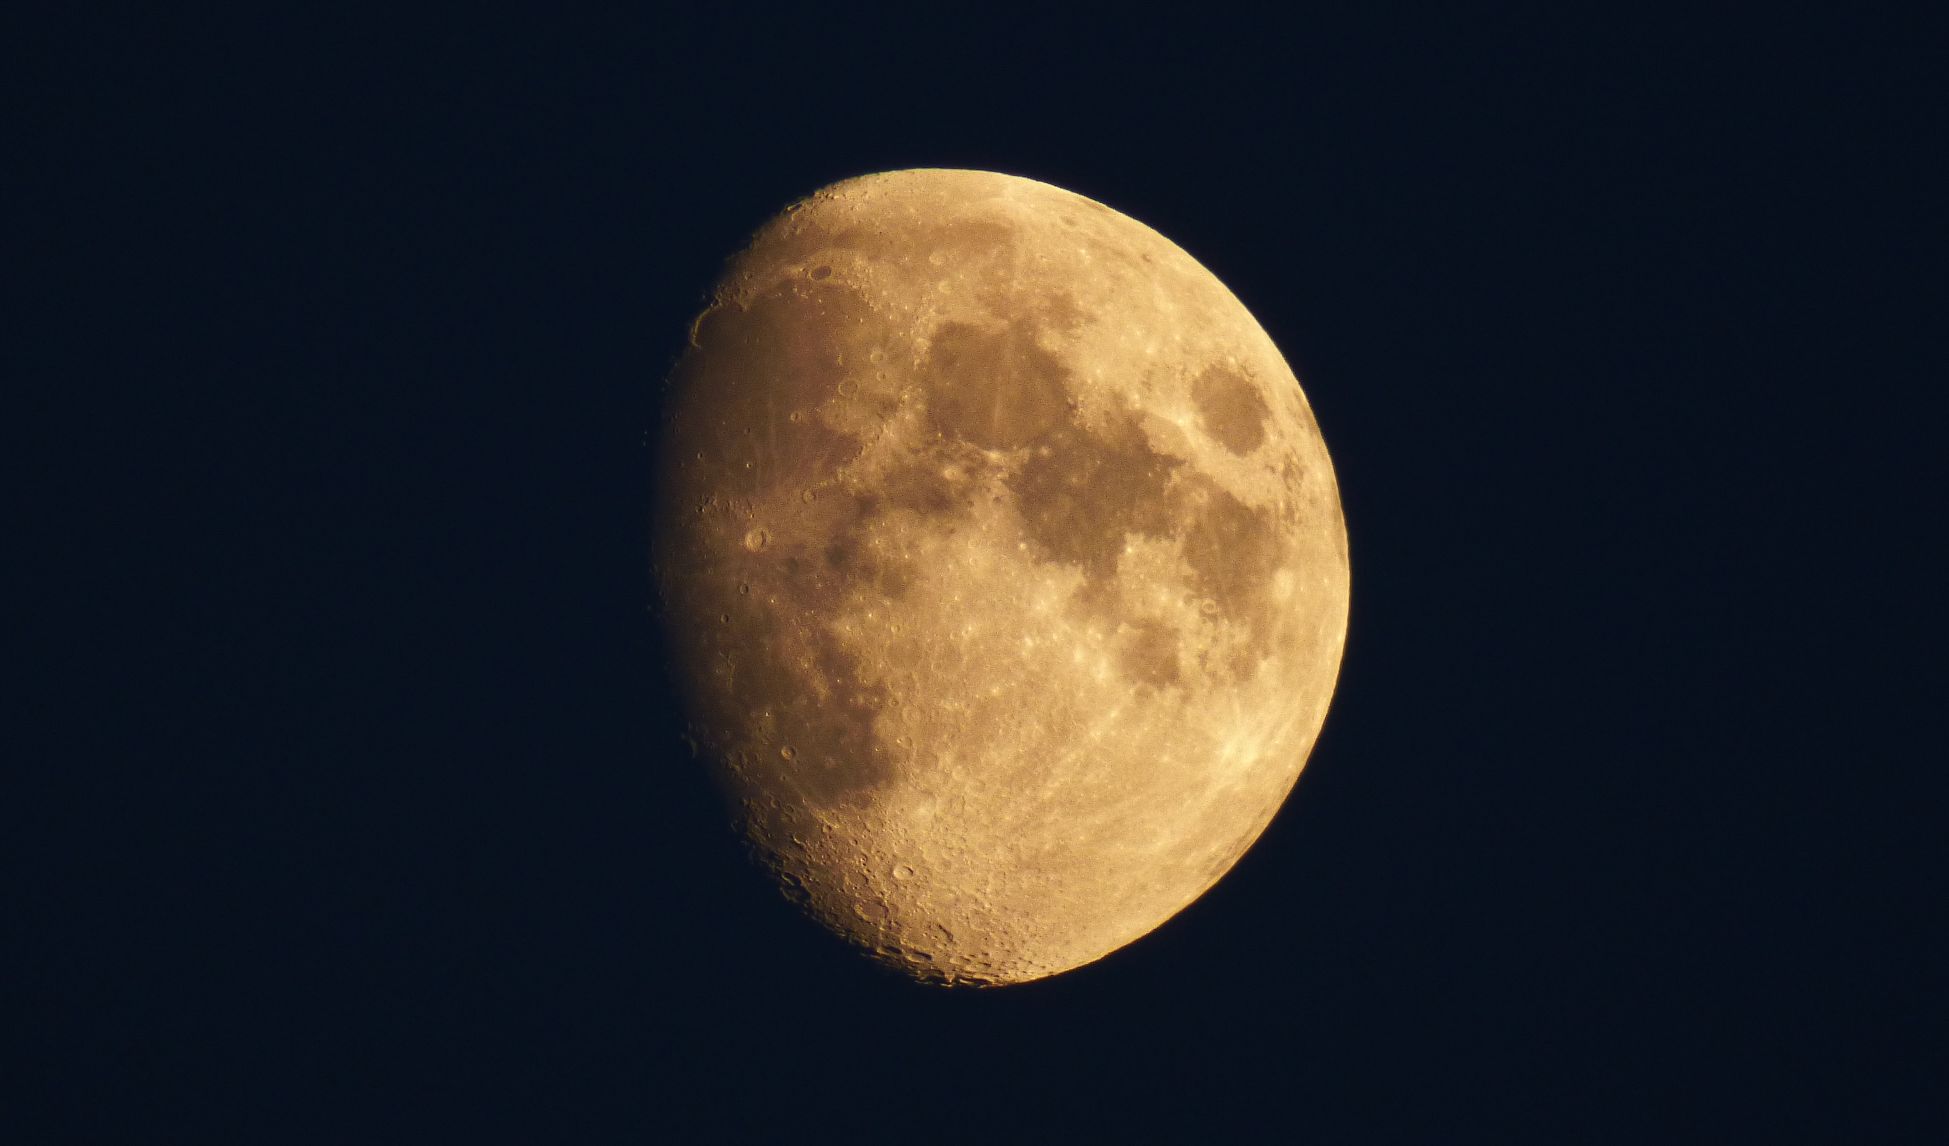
xmin=651 ymin=169 xmax=1348 ymax=986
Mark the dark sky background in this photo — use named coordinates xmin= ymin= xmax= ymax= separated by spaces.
xmin=15 ymin=7 xmax=1936 ymax=1143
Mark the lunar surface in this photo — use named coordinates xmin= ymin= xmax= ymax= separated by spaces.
xmin=651 ymin=169 xmax=1348 ymax=986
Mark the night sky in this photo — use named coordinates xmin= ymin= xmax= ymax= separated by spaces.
xmin=16 ymin=8 xmax=1935 ymax=1142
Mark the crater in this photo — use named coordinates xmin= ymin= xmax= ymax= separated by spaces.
xmin=1191 ymin=363 xmax=1271 ymax=455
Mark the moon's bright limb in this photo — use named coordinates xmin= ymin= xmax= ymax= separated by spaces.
xmin=652 ymin=169 xmax=1348 ymax=986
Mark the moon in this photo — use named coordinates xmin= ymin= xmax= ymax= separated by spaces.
xmin=651 ymin=169 xmax=1348 ymax=986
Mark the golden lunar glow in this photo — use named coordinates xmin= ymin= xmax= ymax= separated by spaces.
xmin=651 ymin=169 xmax=1349 ymax=986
